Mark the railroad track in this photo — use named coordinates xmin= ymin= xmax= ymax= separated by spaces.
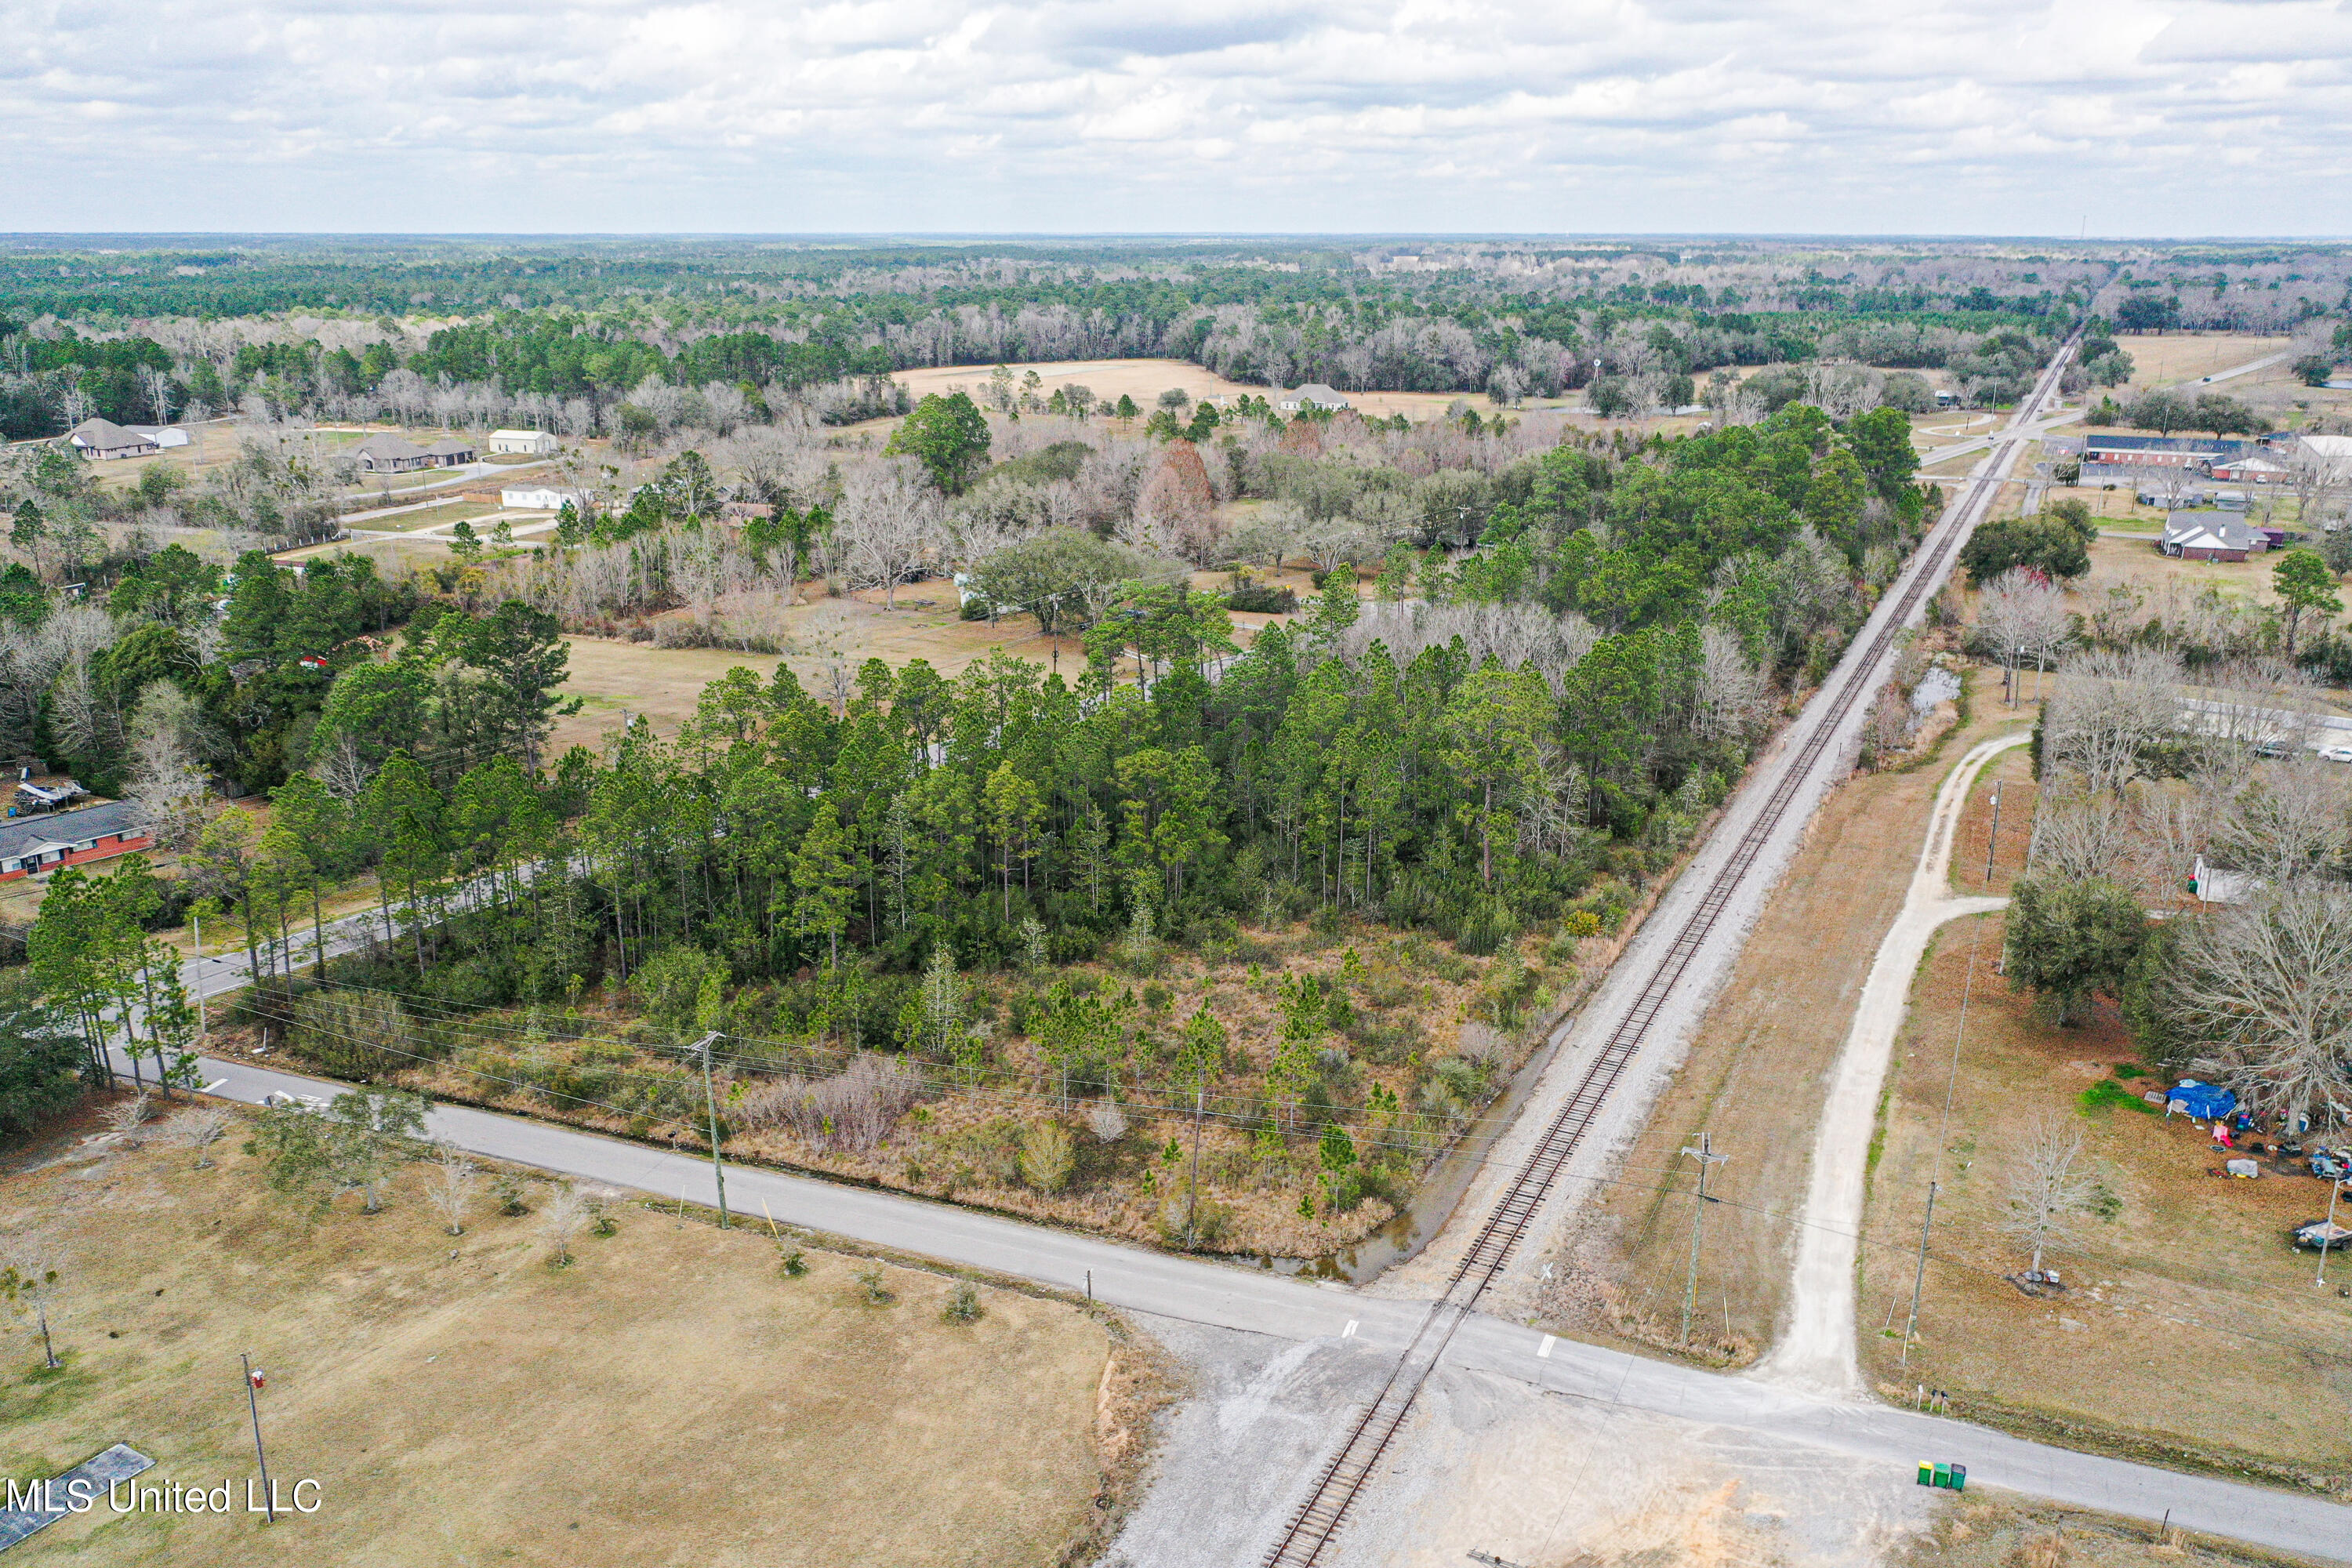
xmin=1261 ymin=336 xmax=2081 ymax=1568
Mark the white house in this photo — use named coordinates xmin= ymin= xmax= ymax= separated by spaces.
xmin=499 ymin=485 xmax=583 ymax=510
xmin=487 ymin=429 xmax=558 ymax=456
xmin=1276 ymin=384 xmax=1352 ymax=412
xmin=2192 ymin=855 xmax=2264 ymax=905
xmin=65 ymin=419 xmax=158 ymax=460
xmin=127 ymin=426 xmax=188 ymax=448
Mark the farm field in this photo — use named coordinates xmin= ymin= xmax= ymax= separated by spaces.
xmin=542 ymin=559 xmax=1318 ymax=757
xmin=0 ymin=1107 xmax=1125 ymax=1566
xmin=2110 ymin=332 xmax=2292 ymax=390
xmin=891 ymin=356 xmax=1578 ymax=424
xmin=1856 ymin=909 xmax=2352 ymax=1490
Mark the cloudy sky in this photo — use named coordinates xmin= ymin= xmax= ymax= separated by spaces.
xmin=3 ymin=0 xmax=2347 ymax=235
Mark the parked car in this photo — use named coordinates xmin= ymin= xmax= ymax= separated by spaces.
xmin=2292 ymin=1219 xmax=2352 ymax=1252
xmin=2253 ymin=739 xmax=2293 ymax=758
xmin=2321 ymin=746 xmax=2352 ymax=764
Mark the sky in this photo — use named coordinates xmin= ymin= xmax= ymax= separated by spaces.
xmin=3 ymin=0 xmax=2349 ymax=236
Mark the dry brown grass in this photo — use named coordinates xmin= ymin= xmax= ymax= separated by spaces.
xmin=1542 ymin=691 xmax=2036 ymax=1363
xmin=1857 ymin=912 xmax=2352 ymax=1490
xmin=1896 ymin=1492 xmax=2318 ymax=1568
xmin=0 ymin=1108 xmax=1118 ymax=1565
xmin=2111 ymin=333 xmax=2293 ymax=391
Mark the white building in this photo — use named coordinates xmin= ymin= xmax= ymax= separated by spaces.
xmin=499 ymin=486 xmax=583 ymax=510
xmin=487 ymin=429 xmax=558 ymax=456
xmin=1276 ymin=383 xmax=1352 ymax=412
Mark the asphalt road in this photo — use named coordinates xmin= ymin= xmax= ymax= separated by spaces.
xmin=131 ymin=1044 xmax=2352 ymax=1563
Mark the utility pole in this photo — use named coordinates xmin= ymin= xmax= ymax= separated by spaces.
xmin=1984 ymin=780 xmax=2003 ymax=886
xmin=2320 ymin=1176 xmax=2343 ymax=1288
xmin=1679 ymin=1133 xmax=1727 ymax=1347
xmin=1185 ymin=1085 xmax=1205 ymax=1250
xmin=241 ymin=1355 xmax=274 ymax=1524
xmin=1900 ymin=1180 xmax=1938 ymax=1369
xmin=691 ymin=1031 xmax=729 ymax=1229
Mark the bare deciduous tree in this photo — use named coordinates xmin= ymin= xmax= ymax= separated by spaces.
xmin=2165 ymin=881 xmax=2352 ymax=1133
xmin=2214 ymin=759 xmax=2352 ymax=882
xmin=2039 ymin=648 xmax=2183 ymax=797
xmin=838 ymin=459 xmax=939 ymax=609
xmin=165 ymin=1106 xmax=234 ymax=1169
xmin=426 ymin=1145 xmax=480 ymax=1237
xmin=1975 ymin=568 xmax=2071 ymax=706
xmin=2002 ymin=1113 xmax=2096 ymax=1277
xmin=539 ymin=1185 xmax=587 ymax=1266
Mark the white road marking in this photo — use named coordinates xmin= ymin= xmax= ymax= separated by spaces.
xmin=1537 ymin=1334 xmax=1555 ymax=1359
xmin=1342 ymin=1320 xmax=1358 ymax=1339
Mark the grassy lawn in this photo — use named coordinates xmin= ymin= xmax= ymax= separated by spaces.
xmin=0 ymin=1109 xmax=1124 ymax=1565
xmin=1857 ymin=913 xmax=2352 ymax=1491
xmin=346 ymin=499 xmax=504 ymax=533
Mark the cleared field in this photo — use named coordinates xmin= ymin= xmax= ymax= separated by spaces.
xmin=2112 ymin=332 xmax=2292 ymax=391
xmin=544 ymin=561 xmax=1314 ymax=757
xmin=1857 ymin=912 xmax=2352 ymax=1490
xmin=0 ymin=1109 xmax=1119 ymax=1566
xmin=892 ymin=357 xmax=1566 ymax=423
xmin=895 ymin=358 xmax=1263 ymax=410
xmin=1541 ymin=687 xmax=2033 ymax=1363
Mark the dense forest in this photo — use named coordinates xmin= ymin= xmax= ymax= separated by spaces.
xmin=5 ymin=235 xmax=2336 ymax=440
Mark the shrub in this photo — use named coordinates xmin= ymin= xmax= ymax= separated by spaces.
xmin=942 ymin=1279 xmax=984 ymax=1323
xmin=492 ymin=1170 xmax=530 ymax=1216
xmin=732 ymin=1053 xmax=926 ymax=1152
xmin=1018 ymin=1119 xmax=1076 ymax=1194
xmin=292 ymin=989 xmax=426 ymax=1080
xmin=856 ymin=1265 xmax=895 ymax=1305
xmin=1225 ymin=583 xmax=1298 ymax=614
xmin=779 ymin=1247 xmax=807 ymax=1278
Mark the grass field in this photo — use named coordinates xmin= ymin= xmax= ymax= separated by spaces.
xmin=891 ymin=357 xmax=1570 ymax=423
xmin=0 ymin=1104 xmax=1125 ymax=1566
xmin=543 ymin=558 xmax=1319 ymax=757
xmin=1856 ymin=910 xmax=2352 ymax=1492
xmin=2111 ymin=333 xmax=2292 ymax=391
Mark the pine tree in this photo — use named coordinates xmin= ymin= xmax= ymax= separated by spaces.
xmin=791 ymin=801 xmax=855 ymax=968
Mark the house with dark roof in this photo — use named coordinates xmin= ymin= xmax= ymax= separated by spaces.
xmin=66 ymin=419 xmax=159 ymax=460
xmin=0 ymin=799 xmax=152 ymax=880
xmin=2161 ymin=512 xmax=2266 ymax=561
xmin=354 ymin=435 xmax=431 ymax=473
xmin=355 ymin=434 xmax=477 ymax=473
xmin=2082 ymin=433 xmax=2249 ymax=467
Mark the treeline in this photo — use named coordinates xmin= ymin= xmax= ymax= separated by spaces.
xmin=172 ymin=401 xmax=1920 ymax=1014
xmin=0 ymin=237 xmax=2125 ymax=438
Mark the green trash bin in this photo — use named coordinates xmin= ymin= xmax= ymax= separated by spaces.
xmin=1950 ymin=1464 xmax=1967 ymax=1492
xmin=1917 ymin=1461 xmax=1933 ymax=1487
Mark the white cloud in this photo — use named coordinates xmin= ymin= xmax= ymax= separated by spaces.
xmin=0 ymin=0 xmax=2348 ymax=231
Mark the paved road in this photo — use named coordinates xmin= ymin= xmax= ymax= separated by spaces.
xmin=131 ymin=1045 xmax=2352 ymax=1562
xmin=2165 ymin=348 xmax=2296 ymax=393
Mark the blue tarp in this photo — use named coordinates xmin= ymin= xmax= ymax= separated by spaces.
xmin=2168 ymin=1080 xmax=2238 ymax=1120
